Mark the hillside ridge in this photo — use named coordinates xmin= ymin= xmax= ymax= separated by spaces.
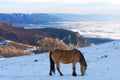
xmin=0 ymin=22 xmax=90 ymax=51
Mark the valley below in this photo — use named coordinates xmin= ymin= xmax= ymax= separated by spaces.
xmin=17 ymin=21 xmax=120 ymax=44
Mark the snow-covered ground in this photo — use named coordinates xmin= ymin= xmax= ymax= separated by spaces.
xmin=0 ymin=40 xmax=120 ymax=80
xmin=0 ymin=40 xmax=11 ymax=45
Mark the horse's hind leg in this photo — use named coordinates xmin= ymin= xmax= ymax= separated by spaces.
xmin=72 ymin=63 xmax=77 ymax=76
xmin=49 ymin=68 xmax=52 ymax=76
xmin=56 ymin=61 xmax=63 ymax=76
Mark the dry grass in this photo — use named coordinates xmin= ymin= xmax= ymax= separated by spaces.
xmin=0 ymin=41 xmax=35 ymax=57
xmin=8 ymin=41 xmax=35 ymax=50
xmin=0 ymin=46 xmax=29 ymax=57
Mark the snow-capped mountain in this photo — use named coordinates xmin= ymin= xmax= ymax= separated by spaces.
xmin=0 ymin=40 xmax=120 ymax=80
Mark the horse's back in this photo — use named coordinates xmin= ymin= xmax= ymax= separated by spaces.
xmin=51 ymin=49 xmax=80 ymax=64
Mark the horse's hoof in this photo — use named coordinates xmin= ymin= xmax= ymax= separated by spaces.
xmin=72 ymin=73 xmax=77 ymax=76
xmin=60 ymin=74 xmax=63 ymax=76
xmin=81 ymin=74 xmax=84 ymax=76
xmin=49 ymin=73 xmax=52 ymax=76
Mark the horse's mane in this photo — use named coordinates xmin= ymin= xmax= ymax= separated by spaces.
xmin=74 ymin=49 xmax=87 ymax=67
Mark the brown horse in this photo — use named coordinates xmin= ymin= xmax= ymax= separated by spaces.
xmin=49 ymin=49 xmax=87 ymax=76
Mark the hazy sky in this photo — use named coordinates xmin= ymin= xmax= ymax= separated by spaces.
xmin=0 ymin=0 xmax=120 ymax=15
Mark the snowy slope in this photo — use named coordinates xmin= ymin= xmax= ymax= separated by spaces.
xmin=0 ymin=40 xmax=11 ymax=45
xmin=0 ymin=40 xmax=120 ymax=80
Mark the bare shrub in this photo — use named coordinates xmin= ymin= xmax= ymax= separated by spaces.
xmin=37 ymin=37 xmax=70 ymax=52
xmin=68 ymin=43 xmax=77 ymax=49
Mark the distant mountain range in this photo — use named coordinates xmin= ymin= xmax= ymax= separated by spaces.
xmin=54 ymin=14 xmax=120 ymax=21
xmin=0 ymin=13 xmax=61 ymax=24
xmin=0 ymin=13 xmax=120 ymax=25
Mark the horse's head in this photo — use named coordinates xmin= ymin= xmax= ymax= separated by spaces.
xmin=81 ymin=63 xmax=87 ymax=76
xmin=74 ymin=49 xmax=87 ymax=76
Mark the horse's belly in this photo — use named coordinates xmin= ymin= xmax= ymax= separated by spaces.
xmin=61 ymin=61 xmax=71 ymax=64
xmin=60 ymin=58 xmax=73 ymax=64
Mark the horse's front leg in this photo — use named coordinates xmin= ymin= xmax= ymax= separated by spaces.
xmin=56 ymin=61 xmax=63 ymax=76
xmin=72 ymin=63 xmax=77 ymax=76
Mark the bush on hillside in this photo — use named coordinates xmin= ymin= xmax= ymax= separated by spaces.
xmin=37 ymin=37 xmax=68 ymax=52
xmin=37 ymin=37 xmax=77 ymax=52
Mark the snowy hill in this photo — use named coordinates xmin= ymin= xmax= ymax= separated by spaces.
xmin=0 ymin=40 xmax=120 ymax=80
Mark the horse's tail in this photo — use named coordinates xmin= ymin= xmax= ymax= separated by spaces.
xmin=49 ymin=52 xmax=55 ymax=75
